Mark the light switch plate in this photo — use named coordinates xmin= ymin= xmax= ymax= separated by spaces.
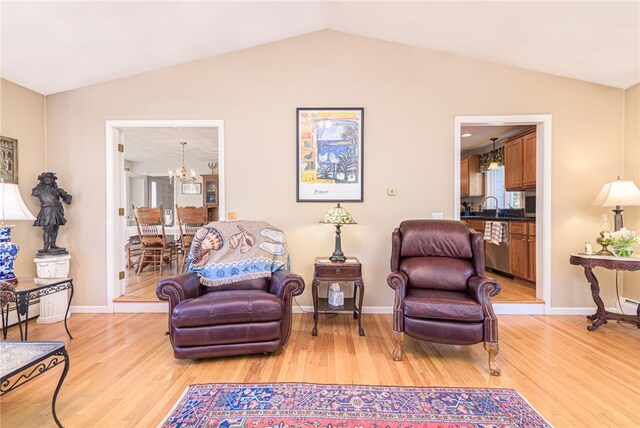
xmin=432 ymin=212 xmax=444 ymax=219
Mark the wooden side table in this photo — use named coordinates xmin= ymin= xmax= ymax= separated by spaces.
xmin=311 ymin=257 xmax=365 ymax=337
xmin=569 ymin=253 xmax=640 ymax=331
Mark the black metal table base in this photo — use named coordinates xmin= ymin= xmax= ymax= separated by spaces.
xmin=2 ymin=279 xmax=74 ymax=341
xmin=1 ymin=344 xmax=70 ymax=428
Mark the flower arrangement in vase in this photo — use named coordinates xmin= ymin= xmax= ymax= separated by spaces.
xmin=600 ymin=228 xmax=638 ymax=258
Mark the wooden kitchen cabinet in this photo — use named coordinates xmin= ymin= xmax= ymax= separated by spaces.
xmin=527 ymin=222 xmax=536 ymax=282
xmin=508 ymin=221 xmax=536 ymax=282
xmin=460 ymin=155 xmax=484 ymax=197
xmin=504 ymin=128 xmax=536 ymax=191
xmin=465 ymin=219 xmax=485 ymax=234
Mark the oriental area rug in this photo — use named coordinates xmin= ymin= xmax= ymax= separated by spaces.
xmin=158 ymin=382 xmax=552 ymax=428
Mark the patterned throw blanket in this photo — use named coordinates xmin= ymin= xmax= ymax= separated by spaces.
xmin=186 ymin=220 xmax=290 ymax=287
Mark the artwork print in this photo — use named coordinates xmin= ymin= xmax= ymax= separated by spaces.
xmin=297 ymin=108 xmax=364 ymax=202
xmin=0 ymin=136 xmax=18 ymax=184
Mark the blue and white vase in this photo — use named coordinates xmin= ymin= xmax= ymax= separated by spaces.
xmin=0 ymin=226 xmax=19 ymax=282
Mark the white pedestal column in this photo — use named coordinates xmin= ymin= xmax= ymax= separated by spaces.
xmin=34 ymin=254 xmax=71 ymax=324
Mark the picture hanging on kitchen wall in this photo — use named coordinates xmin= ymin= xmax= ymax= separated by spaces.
xmin=296 ymin=108 xmax=364 ymax=202
xmin=0 ymin=136 xmax=18 ymax=184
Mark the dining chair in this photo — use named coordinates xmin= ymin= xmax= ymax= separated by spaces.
xmin=175 ymin=205 xmax=206 ymax=272
xmin=133 ymin=205 xmax=177 ymax=275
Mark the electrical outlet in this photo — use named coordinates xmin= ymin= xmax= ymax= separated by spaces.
xmin=432 ymin=212 xmax=444 ymax=219
xmin=227 ymin=211 xmax=237 ymax=221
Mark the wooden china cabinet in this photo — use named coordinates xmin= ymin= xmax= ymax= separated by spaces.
xmin=201 ymin=174 xmax=219 ymax=221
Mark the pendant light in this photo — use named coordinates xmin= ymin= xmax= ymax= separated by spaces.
xmin=487 ymin=138 xmax=500 ymax=170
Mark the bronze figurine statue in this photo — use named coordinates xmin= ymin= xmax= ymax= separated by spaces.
xmin=32 ymin=172 xmax=72 ymax=256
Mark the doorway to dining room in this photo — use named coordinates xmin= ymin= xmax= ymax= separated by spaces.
xmin=105 ymin=119 xmax=225 ymax=313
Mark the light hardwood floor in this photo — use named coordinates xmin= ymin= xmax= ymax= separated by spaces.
xmin=1 ymin=313 xmax=638 ymax=427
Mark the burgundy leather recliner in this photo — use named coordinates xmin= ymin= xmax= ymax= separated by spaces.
xmin=387 ymin=220 xmax=501 ymax=376
xmin=157 ymin=271 xmax=304 ymax=359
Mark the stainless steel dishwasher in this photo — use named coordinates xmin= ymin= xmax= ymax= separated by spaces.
xmin=485 ymin=237 xmax=510 ymax=275
xmin=485 ymin=210 xmax=524 ymax=276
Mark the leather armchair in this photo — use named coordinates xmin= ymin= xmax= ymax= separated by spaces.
xmin=157 ymin=270 xmax=305 ymax=359
xmin=387 ymin=219 xmax=501 ymax=376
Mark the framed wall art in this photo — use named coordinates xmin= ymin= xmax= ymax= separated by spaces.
xmin=296 ymin=108 xmax=364 ymax=202
xmin=0 ymin=136 xmax=18 ymax=184
xmin=181 ymin=183 xmax=202 ymax=195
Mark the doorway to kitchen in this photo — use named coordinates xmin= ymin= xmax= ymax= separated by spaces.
xmin=105 ymin=119 xmax=225 ymax=313
xmin=454 ymin=115 xmax=551 ymax=314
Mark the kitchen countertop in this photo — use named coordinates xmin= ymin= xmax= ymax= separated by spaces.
xmin=461 ymin=215 xmax=535 ymax=222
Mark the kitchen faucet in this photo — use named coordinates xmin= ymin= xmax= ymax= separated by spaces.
xmin=481 ymin=196 xmax=500 ymax=218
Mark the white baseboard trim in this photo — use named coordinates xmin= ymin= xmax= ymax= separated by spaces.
xmin=3 ymin=302 xmax=40 ymax=326
xmin=113 ymin=301 xmax=168 ymax=313
xmin=494 ymin=303 xmax=545 ymax=314
xmin=547 ymin=307 xmax=609 ymax=315
xmin=70 ymin=305 xmax=109 ymax=313
xmin=293 ymin=306 xmax=393 ymax=314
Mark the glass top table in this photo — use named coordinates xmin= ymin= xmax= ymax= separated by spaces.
xmin=1 ymin=277 xmax=74 ymax=341
xmin=0 ymin=341 xmax=69 ymax=427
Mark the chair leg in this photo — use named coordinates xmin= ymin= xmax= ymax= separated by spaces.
xmin=484 ymin=342 xmax=501 ymax=376
xmin=179 ymin=251 xmax=186 ymax=273
xmin=137 ymin=250 xmax=145 ymax=275
xmin=392 ymin=331 xmax=404 ymax=361
xmin=159 ymin=249 xmax=164 ymax=276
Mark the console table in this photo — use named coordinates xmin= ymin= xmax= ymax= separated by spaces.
xmin=311 ymin=257 xmax=365 ymax=337
xmin=0 ymin=341 xmax=69 ymax=428
xmin=1 ymin=277 xmax=74 ymax=341
xmin=569 ymin=253 xmax=640 ymax=331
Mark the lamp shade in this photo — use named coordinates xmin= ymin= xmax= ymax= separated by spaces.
xmin=591 ymin=178 xmax=640 ymax=207
xmin=0 ymin=183 xmax=36 ymax=221
xmin=320 ymin=203 xmax=357 ymax=225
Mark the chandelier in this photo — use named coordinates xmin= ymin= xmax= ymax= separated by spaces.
xmin=168 ymin=142 xmax=198 ymax=185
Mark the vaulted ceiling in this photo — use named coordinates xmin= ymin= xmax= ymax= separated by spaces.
xmin=2 ymin=1 xmax=638 ymax=95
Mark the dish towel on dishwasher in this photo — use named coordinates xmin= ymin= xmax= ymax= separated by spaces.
xmin=483 ymin=222 xmax=493 ymax=241
xmin=490 ymin=221 xmax=508 ymax=245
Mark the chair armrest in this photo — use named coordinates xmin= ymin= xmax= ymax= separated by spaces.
xmin=468 ymin=275 xmax=501 ymax=302
xmin=269 ymin=270 xmax=305 ymax=299
xmin=156 ymin=272 xmax=203 ymax=311
xmin=387 ymin=271 xmax=409 ymax=332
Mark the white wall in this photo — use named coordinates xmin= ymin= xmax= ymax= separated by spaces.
xmin=42 ymin=30 xmax=627 ymax=310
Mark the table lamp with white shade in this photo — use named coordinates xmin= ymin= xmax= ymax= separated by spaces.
xmin=0 ymin=181 xmax=36 ymax=282
xmin=591 ymin=177 xmax=640 ymax=231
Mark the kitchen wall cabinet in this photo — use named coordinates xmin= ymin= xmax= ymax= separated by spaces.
xmin=460 ymin=154 xmax=484 ymax=197
xmin=508 ymin=221 xmax=535 ymax=282
xmin=201 ymin=174 xmax=219 ymax=222
xmin=504 ymin=129 xmax=536 ymax=191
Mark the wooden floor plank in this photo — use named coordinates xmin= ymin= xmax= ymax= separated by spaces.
xmin=2 ymin=313 xmax=638 ymax=427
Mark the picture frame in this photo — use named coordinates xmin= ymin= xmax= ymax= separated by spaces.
xmin=0 ymin=136 xmax=18 ymax=184
xmin=181 ymin=183 xmax=202 ymax=194
xmin=296 ymin=108 xmax=364 ymax=202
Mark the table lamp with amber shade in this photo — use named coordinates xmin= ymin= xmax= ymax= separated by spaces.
xmin=320 ymin=203 xmax=357 ymax=262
